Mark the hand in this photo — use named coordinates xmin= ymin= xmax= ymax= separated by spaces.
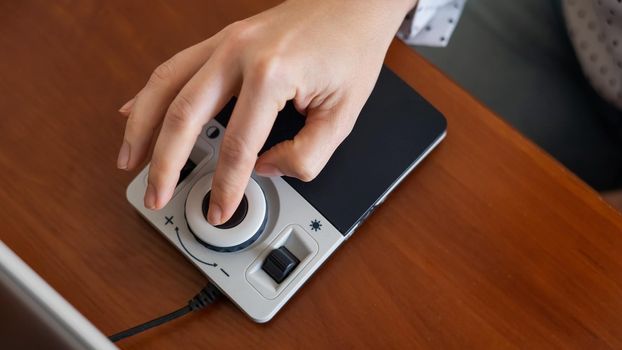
xmin=117 ymin=0 xmax=417 ymax=225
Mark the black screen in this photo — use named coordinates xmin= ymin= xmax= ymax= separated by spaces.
xmin=216 ymin=66 xmax=446 ymax=235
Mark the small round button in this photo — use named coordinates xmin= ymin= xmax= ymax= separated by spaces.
xmin=205 ymin=126 xmax=220 ymax=139
xmin=185 ymin=173 xmax=266 ymax=252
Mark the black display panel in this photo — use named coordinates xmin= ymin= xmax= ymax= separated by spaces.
xmin=216 ymin=66 xmax=446 ymax=235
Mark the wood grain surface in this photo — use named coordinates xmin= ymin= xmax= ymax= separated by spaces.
xmin=1 ymin=1 xmax=622 ymax=349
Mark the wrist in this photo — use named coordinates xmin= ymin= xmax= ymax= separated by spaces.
xmin=280 ymin=0 xmax=417 ymax=49
xmin=287 ymin=0 xmax=417 ymax=19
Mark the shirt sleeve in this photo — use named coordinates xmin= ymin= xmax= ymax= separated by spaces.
xmin=398 ymin=0 xmax=467 ymax=47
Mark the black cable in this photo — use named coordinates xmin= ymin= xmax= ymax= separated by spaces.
xmin=108 ymin=283 xmax=222 ymax=342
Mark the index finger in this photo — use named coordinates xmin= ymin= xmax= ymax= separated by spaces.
xmin=207 ymin=79 xmax=281 ymax=225
xmin=145 ymin=52 xmax=236 ymax=210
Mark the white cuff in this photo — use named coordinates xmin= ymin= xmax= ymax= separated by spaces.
xmin=398 ymin=0 xmax=467 ymax=47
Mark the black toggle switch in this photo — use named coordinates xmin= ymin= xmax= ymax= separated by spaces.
xmin=262 ymin=246 xmax=300 ymax=284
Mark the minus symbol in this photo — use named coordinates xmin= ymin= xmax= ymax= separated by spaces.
xmin=220 ymin=268 xmax=230 ymax=277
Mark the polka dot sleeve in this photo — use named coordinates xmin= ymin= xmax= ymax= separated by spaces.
xmin=398 ymin=0 xmax=467 ymax=47
xmin=563 ymin=0 xmax=622 ymax=109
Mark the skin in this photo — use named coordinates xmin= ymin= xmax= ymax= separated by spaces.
xmin=117 ymin=0 xmax=418 ymax=225
xmin=602 ymin=190 xmax=622 ymax=212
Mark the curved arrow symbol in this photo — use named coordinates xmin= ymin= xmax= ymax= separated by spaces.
xmin=175 ymin=226 xmax=217 ymax=267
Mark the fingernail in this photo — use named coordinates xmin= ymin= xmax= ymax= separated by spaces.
xmin=144 ymin=184 xmax=157 ymax=210
xmin=207 ymin=203 xmax=222 ymax=225
xmin=255 ymin=163 xmax=284 ymax=177
xmin=119 ymin=97 xmax=135 ymax=114
xmin=117 ymin=140 xmax=130 ymax=170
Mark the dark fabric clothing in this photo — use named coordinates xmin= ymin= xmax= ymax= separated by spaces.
xmin=414 ymin=0 xmax=622 ymax=190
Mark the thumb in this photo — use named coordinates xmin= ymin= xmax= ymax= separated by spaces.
xmin=255 ymin=102 xmax=357 ymax=181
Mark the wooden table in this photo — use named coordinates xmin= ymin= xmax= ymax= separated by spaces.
xmin=2 ymin=1 xmax=622 ymax=349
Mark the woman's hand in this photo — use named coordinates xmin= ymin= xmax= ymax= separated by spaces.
xmin=117 ymin=0 xmax=416 ymax=225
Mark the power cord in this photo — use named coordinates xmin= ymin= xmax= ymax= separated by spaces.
xmin=108 ymin=283 xmax=222 ymax=342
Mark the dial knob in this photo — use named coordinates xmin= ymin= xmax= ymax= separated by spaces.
xmin=185 ymin=173 xmax=267 ymax=252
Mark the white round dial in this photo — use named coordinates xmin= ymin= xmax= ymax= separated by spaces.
xmin=185 ymin=173 xmax=267 ymax=251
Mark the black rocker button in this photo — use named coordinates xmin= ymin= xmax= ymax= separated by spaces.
xmin=262 ymin=246 xmax=300 ymax=284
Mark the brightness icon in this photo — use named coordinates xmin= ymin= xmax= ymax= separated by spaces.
xmin=310 ymin=219 xmax=322 ymax=232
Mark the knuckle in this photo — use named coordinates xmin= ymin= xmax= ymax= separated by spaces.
xmin=148 ymin=157 xmax=174 ymax=184
xmin=223 ymin=20 xmax=245 ymax=34
xmin=219 ymin=134 xmax=254 ymax=165
xmin=340 ymin=107 xmax=360 ymax=136
xmin=124 ymin=117 xmax=143 ymax=138
xmin=165 ymin=95 xmax=195 ymax=129
xmin=210 ymin=176 xmax=239 ymax=204
xmin=290 ymin=154 xmax=319 ymax=182
xmin=149 ymin=57 xmax=177 ymax=86
xmin=125 ymin=118 xmax=155 ymax=141
xmin=250 ymin=53 xmax=282 ymax=85
xmin=332 ymin=120 xmax=354 ymax=146
xmin=215 ymin=39 xmax=240 ymax=58
xmin=325 ymin=108 xmax=357 ymax=147
xmin=223 ymin=20 xmax=256 ymax=47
